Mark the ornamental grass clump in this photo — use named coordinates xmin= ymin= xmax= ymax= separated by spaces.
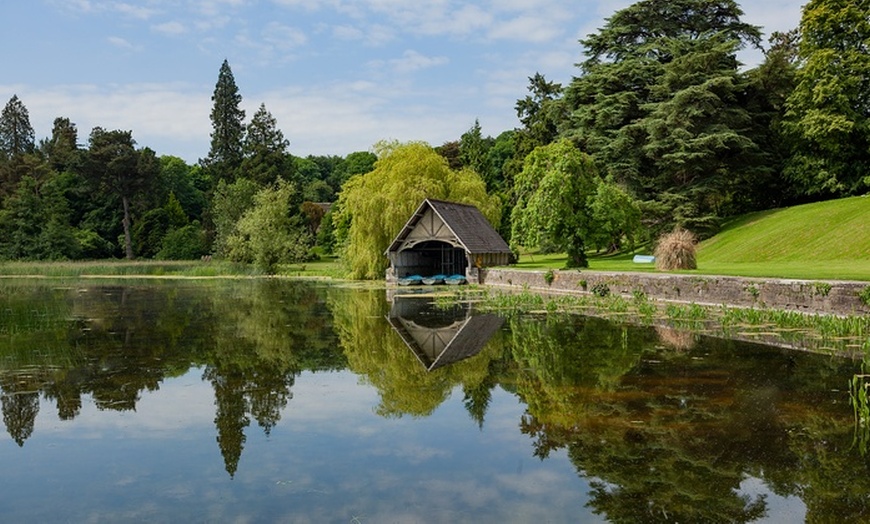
xmin=655 ymin=227 xmax=698 ymax=270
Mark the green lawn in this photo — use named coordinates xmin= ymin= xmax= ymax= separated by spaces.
xmin=511 ymin=195 xmax=870 ymax=281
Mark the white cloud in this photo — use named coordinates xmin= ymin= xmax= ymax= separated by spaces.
xmin=332 ymin=24 xmax=363 ymax=40
xmin=107 ymin=36 xmax=139 ymax=50
xmin=1 ymin=83 xmax=211 ymax=161
xmin=388 ymin=50 xmax=449 ymax=74
xmin=270 ymin=0 xmax=326 ymax=9
xmin=153 ymin=20 xmax=187 ymax=36
xmin=50 ymin=0 xmax=159 ymax=18
xmin=488 ymin=15 xmax=565 ymax=43
xmin=196 ymin=0 xmax=250 ymax=17
xmin=115 ymin=2 xmax=159 ymax=20
xmin=262 ymin=22 xmax=308 ymax=50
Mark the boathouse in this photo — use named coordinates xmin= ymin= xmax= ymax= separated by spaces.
xmin=385 ymin=199 xmax=512 ymax=284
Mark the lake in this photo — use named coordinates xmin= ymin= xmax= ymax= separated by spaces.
xmin=0 ymin=278 xmax=868 ymax=523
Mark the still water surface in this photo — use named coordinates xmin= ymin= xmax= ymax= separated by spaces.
xmin=0 ymin=279 xmax=867 ymax=522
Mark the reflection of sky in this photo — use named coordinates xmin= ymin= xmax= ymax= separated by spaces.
xmin=1 ymin=368 xmax=603 ymax=522
xmin=738 ymin=476 xmax=807 ymax=524
xmin=0 ymin=367 xmax=813 ymax=523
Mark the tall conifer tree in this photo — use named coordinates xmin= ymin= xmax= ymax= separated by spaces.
xmin=0 ymin=95 xmax=35 ymax=158
xmin=203 ymin=60 xmax=246 ymax=184
xmin=241 ymin=103 xmax=292 ymax=186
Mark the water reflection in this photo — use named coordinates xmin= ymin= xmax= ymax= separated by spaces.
xmin=387 ymin=294 xmax=504 ymax=372
xmin=0 ymin=280 xmax=345 ymax=478
xmin=0 ymin=279 xmax=868 ymax=521
xmin=331 ymin=289 xmax=506 ymax=423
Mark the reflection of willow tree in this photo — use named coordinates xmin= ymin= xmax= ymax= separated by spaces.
xmin=513 ymin=319 xmax=870 ymax=523
xmin=461 ymin=328 xmax=511 ymax=429
xmin=205 ymin=280 xmax=345 ymax=477
xmin=330 ymin=289 xmax=504 ymax=420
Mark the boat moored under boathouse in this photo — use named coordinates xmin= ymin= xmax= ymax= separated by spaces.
xmin=385 ymin=199 xmax=513 ymax=285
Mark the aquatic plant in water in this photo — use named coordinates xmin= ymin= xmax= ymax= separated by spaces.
xmin=850 ymin=365 xmax=870 ymax=455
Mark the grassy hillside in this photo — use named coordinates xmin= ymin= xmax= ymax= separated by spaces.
xmin=514 ymin=196 xmax=870 ymax=281
xmin=696 ymin=195 xmax=870 ymax=280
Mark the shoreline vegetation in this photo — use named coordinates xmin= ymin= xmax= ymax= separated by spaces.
xmin=462 ymin=288 xmax=870 ymax=359
xmin=2 ymin=259 xmax=867 ymax=358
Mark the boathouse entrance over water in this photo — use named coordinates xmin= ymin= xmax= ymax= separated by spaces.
xmin=385 ymin=199 xmax=513 ymax=284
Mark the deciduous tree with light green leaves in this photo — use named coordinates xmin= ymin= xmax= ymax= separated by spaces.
xmin=588 ymin=177 xmax=643 ymax=253
xmin=226 ymin=179 xmax=311 ymax=272
xmin=511 ymin=139 xmax=600 ymax=268
xmin=334 ymin=141 xmax=501 ymax=279
xmin=210 ymin=177 xmax=259 ymax=258
xmin=783 ymin=0 xmax=870 ymax=196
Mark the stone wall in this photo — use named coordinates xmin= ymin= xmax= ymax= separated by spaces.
xmin=479 ymin=268 xmax=870 ymax=316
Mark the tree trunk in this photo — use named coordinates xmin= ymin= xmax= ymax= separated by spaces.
xmin=122 ymin=195 xmax=135 ymax=260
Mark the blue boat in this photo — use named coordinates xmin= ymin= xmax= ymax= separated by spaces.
xmin=398 ymin=275 xmax=423 ymax=286
xmin=444 ymin=274 xmax=466 ymax=285
xmin=422 ymin=274 xmax=447 ymax=285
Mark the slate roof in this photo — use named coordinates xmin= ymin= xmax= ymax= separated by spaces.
xmin=386 ymin=198 xmax=511 ymax=254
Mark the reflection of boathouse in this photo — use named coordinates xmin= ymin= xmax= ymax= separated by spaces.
xmin=385 ymin=199 xmax=512 ymax=284
xmin=387 ymin=296 xmax=504 ymax=371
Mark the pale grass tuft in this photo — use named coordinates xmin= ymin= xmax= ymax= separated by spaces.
xmin=655 ymin=227 xmax=698 ymax=270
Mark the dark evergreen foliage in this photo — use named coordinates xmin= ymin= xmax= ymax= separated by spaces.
xmin=202 ymin=59 xmax=246 ymax=185
xmin=0 ymin=95 xmax=35 ymax=158
xmin=564 ymin=0 xmax=764 ymax=234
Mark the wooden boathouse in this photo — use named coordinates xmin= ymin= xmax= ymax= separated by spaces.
xmin=385 ymin=199 xmax=512 ymax=284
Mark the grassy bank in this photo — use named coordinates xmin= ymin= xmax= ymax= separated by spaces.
xmin=512 ymin=195 xmax=870 ymax=281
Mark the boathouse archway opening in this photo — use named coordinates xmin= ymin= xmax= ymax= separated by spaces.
xmin=392 ymin=240 xmax=468 ymax=278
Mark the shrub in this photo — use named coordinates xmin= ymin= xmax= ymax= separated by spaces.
xmin=544 ymin=269 xmax=555 ymax=286
xmin=654 ymin=227 xmax=697 ymax=270
xmin=157 ymin=223 xmax=208 ymax=260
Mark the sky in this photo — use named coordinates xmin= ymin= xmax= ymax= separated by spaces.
xmin=1 ymin=0 xmax=807 ymax=164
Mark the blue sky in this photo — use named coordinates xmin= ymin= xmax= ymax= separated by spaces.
xmin=2 ymin=1 xmax=805 ymax=163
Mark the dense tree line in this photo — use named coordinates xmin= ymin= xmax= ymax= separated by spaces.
xmin=0 ymin=0 xmax=866 ymax=271
xmin=0 ymin=60 xmax=375 ymax=267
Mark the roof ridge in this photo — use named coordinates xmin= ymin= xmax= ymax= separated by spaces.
xmin=425 ymin=198 xmax=477 ymax=207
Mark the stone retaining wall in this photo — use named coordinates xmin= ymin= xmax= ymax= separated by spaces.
xmin=479 ymin=268 xmax=870 ymax=316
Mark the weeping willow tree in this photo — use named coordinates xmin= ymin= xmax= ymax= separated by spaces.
xmin=333 ymin=141 xmax=501 ymax=279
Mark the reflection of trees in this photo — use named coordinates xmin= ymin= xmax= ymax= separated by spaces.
xmin=510 ymin=315 xmax=649 ymax=437
xmin=3 ymin=280 xmax=870 ymax=518
xmin=511 ymin=321 xmax=870 ymax=522
xmin=204 ymin=280 xmax=345 ymax=476
xmin=0 ymin=280 xmax=346 ymax=476
xmin=331 ymin=289 xmax=506 ymax=421
xmin=0 ymin=385 xmax=39 ymax=447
